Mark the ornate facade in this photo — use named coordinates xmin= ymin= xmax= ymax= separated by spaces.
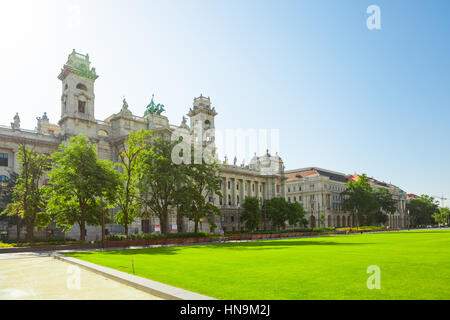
xmin=0 ymin=50 xmax=286 ymax=240
xmin=0 ymin=50 xmax=409 ymax=240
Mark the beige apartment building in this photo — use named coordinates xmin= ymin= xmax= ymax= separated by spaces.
xmin=286 ymin=168 xmax=408 ymax=229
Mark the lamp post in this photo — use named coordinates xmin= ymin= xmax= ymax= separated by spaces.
xmin=407 ymin=209 xmax=410 ymax=231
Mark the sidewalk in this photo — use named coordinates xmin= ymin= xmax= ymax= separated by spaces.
xmin=0 ymin=254 xmax=163 ymax=300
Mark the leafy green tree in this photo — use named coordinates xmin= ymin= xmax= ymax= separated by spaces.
xmin=374 ymin=187 xmax=396 ymax=226
xmin=1 ymin=145 xmax=51 ymax=242
xmin=178 ymin=159 xmax=222 ymax=233
xmin=137 ymin=137 xmax=186 ymax=234
xmin=435 ymin=207 xmax=450 ymax=225
xmin=0 ymin=171 xmax=20 ymax=239
xmin=240 ymin=197 xmax=261 ymax=232
xmin=287 ymin=201 xmax=307 ymax=228
xmin=263 ymin=197 xmax=290 ymax=231
xmin=45 ymin=135 xmax=121 ymax=241
xmin=342 ymin=174 xmax=380 ymax=228
xmin=115 ymin=130 xmax=152 ymax=235
xmin=407 ymin=195 xmax=439 ymax=228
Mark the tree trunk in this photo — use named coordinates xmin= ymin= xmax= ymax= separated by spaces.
xmin=101 ymin=209 xmax=105 ymax=249
xmin=124 ymin=224 xmax=129 ymax=236
xmin=79 ymin=217 xmax=86 ymax=242
xmin=79 ymin=202 xmax=87 ymax=241
xmin=16 ymin=217 xmax=21 ymax=242
xmin=160 ymin=211 xmax=168 ymax=235
xmin=177 ymin=209 xmax=184 ymax=233
xmin=194 ymin=220 xmax=199 ymax=233
xmin=25 ymin=222 xmax=34 ymax=243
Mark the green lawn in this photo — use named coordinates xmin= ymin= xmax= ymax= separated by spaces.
xmin=65 ymin=230 xmax=450 ymax=300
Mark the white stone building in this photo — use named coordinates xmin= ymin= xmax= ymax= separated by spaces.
xmin=0 ymin=50 xmax=286 ymax=240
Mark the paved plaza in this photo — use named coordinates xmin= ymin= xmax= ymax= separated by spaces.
xmin=0 ymin=253 xmax=162 ymax=300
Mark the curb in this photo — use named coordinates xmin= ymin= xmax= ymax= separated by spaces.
xmin=52 ymin=252 xmax=216 ymax=301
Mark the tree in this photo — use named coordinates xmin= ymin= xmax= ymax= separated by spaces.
xmin=1 ymin=145 xmax=50 ymax=242
xmin=240 ymin=197 xmax=261 ymax=232
xmin=435 ymin=207 xmax=450 ymax=226
xmin=342 ymin=174 xmax=379 ymax=228
xmin=262 ymin=197 xmax=290 ymax=231
xmin=0 ymin=171 xmax=20 ymax=239
xmin=407 ymin=195 xmax=439 ymax=228
xmin=115 ymin=130 xmax=152 ymax=235
xmin=178 ymin=159 xmax=222 ymax=233
xmin=374 ymin=187 xmax=396 ymax=226
xmin=287 ymin=202 xmax=307 ymax=228
xmin=137 ymin=137 xmax=186 ymax=234
xmin=45 ymin=135 xmax=121 ymax=241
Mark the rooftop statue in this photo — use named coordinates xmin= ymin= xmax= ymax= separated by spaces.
xmin=11 ymin=113 xmax=20 ymax=130
xmin=120 ymin=98 xmax=132 ymax=118
xmin=144 ymin=94 xmax=166 ymax=116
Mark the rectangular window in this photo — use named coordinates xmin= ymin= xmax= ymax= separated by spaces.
xmin=0 ymin=153 xmax=8 ymax=167
xmin=78 ymin=100 xmax=86 ymax=113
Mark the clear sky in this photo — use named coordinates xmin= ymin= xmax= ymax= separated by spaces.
xmin=0 ymin=0 xmax=449 ymax=204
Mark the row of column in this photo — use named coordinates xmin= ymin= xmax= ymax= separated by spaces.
xmin=222 ymin=176 xmax=266 ymax=207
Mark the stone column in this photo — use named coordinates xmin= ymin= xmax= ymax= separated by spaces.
xmin=223 ymin=177 xmax=228 ymax=207
xmin=231 ymin=178 xmax=236 ymax=207
xmin=239 ymin=178 xmax=244 ymax=207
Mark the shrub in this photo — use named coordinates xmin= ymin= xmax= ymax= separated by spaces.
xmin=0 ymin=241 xmax=13 ymax=248
xmin=106 ymin=232 xmax=210 ymax=241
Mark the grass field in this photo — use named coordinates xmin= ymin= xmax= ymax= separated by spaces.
xmin=66 ymin=230 xmax=450 ymax=300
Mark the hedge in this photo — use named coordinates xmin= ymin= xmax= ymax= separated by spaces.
xmin=106 ymin=232 xmax=210 ymax=241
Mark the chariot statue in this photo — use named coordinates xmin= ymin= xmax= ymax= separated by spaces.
xmin=144 ymin=94 xmax=166 ymax=116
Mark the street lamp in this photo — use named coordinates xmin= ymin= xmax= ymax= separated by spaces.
xmin=407 ymin=209 xmax=410 ymax=231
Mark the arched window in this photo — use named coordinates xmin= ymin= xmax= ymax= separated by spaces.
xmin=97 ymin=130 xmax=109 ymax=137
xmin=76 ymin=83 xmax=87 ymax=91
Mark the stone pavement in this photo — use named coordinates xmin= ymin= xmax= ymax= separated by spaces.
xmin=0 ymin=253 xmax=162 ymax=300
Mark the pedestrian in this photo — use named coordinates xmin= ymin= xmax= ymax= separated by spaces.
xmin=220 ymin=228 xmax=225 ymax=243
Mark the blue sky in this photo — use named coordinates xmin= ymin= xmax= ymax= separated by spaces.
xmin=0 ymin=0 xmax=449 ymax=204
